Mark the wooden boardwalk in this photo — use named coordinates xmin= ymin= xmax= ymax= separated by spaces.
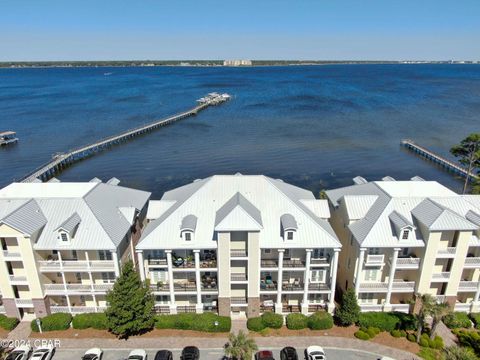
xmin=401 ymin=139 xmax=479 ymax=180
xmin=21 ymin=94 xmax=230 ymax=183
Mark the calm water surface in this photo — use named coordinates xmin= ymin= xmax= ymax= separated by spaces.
xmin=1 ymin=64 xmax=479 ymax=197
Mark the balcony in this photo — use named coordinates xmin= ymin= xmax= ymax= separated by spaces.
xmin=9 ymin=275 xmax=28 ymax=285
xmin=283 ymin=259 xmax=306 ymax=268
xmin=364 ymin=254 xmax=385 ymax=266
xmin=201 ymin=274 xmax=217 ymax=290
xmin=310 ymin=258 xmax=330 ymax=267
xmin=392 ymin=281 xmax=416 ymax=292
xmin=231 ymin=297 xmax=248 ymax=305
xmin=44 ymin=283 xmax=113 ymax=295
xmin=172 ymin=260 xmax=195 ymax=269
xmin=282 ymin=282 xmax=304 ymax=291
xmin=199 ymin=259 xmax=217 ymax=268
xmin=260 ymin=278 xmax=278 ymax=291
xmin=358 ymin=281 xmax=415 ymax=293
xmin=308 ymin=283 xmax=331 ymax=292
xmin=395 ymin=257 xmax=420 ymax=269
xmin=458 ymin=281 xmax=478 ymax=292
xmin=148 ymin=259 xmax=167 ymax=266
xmin=177 ymin=305 xmax=197 ymax=313
xmin=50 ymin=306 xmax=106 ymax=314
xmin=390 ymin=303 xmax=411 ymax=313
xmin=308 ymin=303 xmax=327 ymax=312
xmin=230 ymin=250 xmax=247 ymax=258
xmin=173 ymin=282 xmax=197 ymax=292
xmin=260 ymin=260 xmax=278 ymax=268
xmin=431 ymin=272 xmax=451 ymax=282
xmin=359 ymin=304 xmax=383 ymax=312
xmin=464 ymin=257 xmax=480 ymax=268
xmin=15 ymin=299 xmax=33 ymax=308
xmin=437 ymin=247 xmax=456 ymax=258
xmin=454 ymin=302 xmax=472 ymax=312
xmin=2 ymin=250 xmax=22 ymax=260
xmin=0 ymin=306 xmax=5 ymax=314
xmin=282 ymin=302 xmax=301 ymax=313
xmin=38 ymin=260 xmax=115 ymax=272
xmin=231 ymin=273 xmax=247 ymax=282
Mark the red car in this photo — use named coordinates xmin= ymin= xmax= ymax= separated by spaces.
xmin=255 ymin=350 xmax=275 ymax=360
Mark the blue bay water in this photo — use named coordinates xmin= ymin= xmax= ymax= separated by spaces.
xmin=0 ymin=64 xmax=479 ymax=198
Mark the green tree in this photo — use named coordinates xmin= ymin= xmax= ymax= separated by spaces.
xmin=105 ymin=261 xmax=154 ymax=338
xmin=443 ymin=345 xmax=478 ymax=360
xmin=224 ymin=330 xmax=258 ymax=360
xmin=430 ymin=301 xmax=451 ymax=340
xmin=416 ymin=294 xmax=436 ymax=343
xmin=450 ymin=133 xmax=480 ymax=194
xmin=472 ymin=179 xmax=480 ymax=195
xmin=335 ymin=288 xmax=360 ymax=326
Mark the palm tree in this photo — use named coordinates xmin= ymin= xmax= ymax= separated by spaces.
xmin=224 ymin=330 xmax=258 ymax=360
xmin=416 ymin=294 xmax=436 ymax=343
xmin=430 ymin=301 xmax=451 ymax=340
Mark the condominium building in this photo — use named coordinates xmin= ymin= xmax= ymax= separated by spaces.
xmin=326 ymin=176 xmax=480 ymax=313
xmin=137 ymin=174 xmax=341 ymax=317
xmin=0 ymin=179 xmax=150 ymax=319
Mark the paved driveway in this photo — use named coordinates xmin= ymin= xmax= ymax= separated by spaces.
xmin=52 ymin=347 xmax=386 ymax=360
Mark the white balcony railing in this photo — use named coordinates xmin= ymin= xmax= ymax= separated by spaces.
xmin=358 ymin=281 xmax=415 ymax=293
xmin=359 ymin=304 xmax=383 ymax=312
xmin=9 ymin=275 xmax=28 ymax=283
xmin=458 ymin=281 xmax=478 ymax=292
xmin=437 ymin=247 xmax=456 ymax=258
xmin=464 ymin=257 xmax=480 ymax=268
xmin=454 ymin=303 xmax=472 ymax=312
xmin=231 ymin=273 xmax=247 ymax=281
xmin=230 ymin=250 xmax=247 ymax=257
xmin=431 ymin=272 xmax=451 ymax=282
xmin=365 ymin=254 xmax=385 ymax=266
xmin=3 ymin=250 xmax=22 ymax=259
xmin=44 ymin=283 xmax=113 ymax=294
xmin=38 ymin=260 xmax=115 ymax=272
xmin=390 ymin=304 xmax=411 ymax=313
xmin=50 ymin=306 xmax=107 ymax=314
xmin=15 ymin=299 xmax=33 ymax=307
xmin=392 ymin=281 xmax=416 ymax=292
xmin=395 ymin=257 xmax=420 ymax=269
xmin=0 ymin=306 xmax=5 ymax=314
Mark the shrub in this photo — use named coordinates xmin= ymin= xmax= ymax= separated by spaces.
xmin=354 ymin=330 xmax=370 ymax=340
xmin=72 ymin=313 xmax=108 ymax=330
xmin=366 ymin=327 xmax=380 ymax=338
xmin=454 ymin=329 xmax=480 ymax=356
xmin=393 ymin=312 xmax=417 ymax=331
xmin=154 ymin=313 xmax=230 ymax=332
xmin=286 ymin=313 xmax=308 ymax=330
xmin=419 ymin=333 xmax=430 ymax=347
xmin=0 ymin=315 xmax=19 ymax=331
xmin=390 ymin=329 xmax=405 ymax=338
xmin=470 ymin=313 xmax=480 ymax=329
xmin=443 ymin=312 xmax=472 ymax=329
xmin=261 ymin=312 xmax=283 ymax=329
xmin=357 ymin=312 xmax=399 ymax=332
xmin=247 ymin=317 xmax=266 ymax=332
xmin=308 ymin=311 xmax=334 ymax=330
xmin=429 ymin=336 xmax=444 ymax=350
xmin=31 ymin=313 xmax=72 ymax=332
xmin=335 ymin=289 xmax=360 ymax=326
xmin=407 ymin=333 xmax=416 ymax=342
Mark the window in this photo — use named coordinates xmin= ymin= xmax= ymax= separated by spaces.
xmin=98 ymin=250 xmax=112 ymax=261
xmin=287 ymin=231 xmax=294 ymax=240
xmin=365 ymin=269 xmax=378 ymax=281
xmin=401 ymin=247 xmax=409 ymax=257
xmin=313 ymin=249 xmax=325 ymax=258
xmin=60 ymin=233 xmax=68 ymax=242
xmin=75 ymin=273 xmax=82 ymax=281
xmin=185 ymin=232 xmax=192 ymax=241
xmin=402 ymin=230 xmax=410 ymax=240
xmin=71 ymin=250 xmax=77 ymax=259
xmin=284 ymin=249 xmax=290 ymax=257
xmin=311 ymin=270 xmax=326 ymax=283
xmin=102 ymin=272 xmax=116 ymax=283
xmin=52 ymin=250 xmax=58 ymax=255
xmin=360 ymin=293 xmax=374 ymax=304
xmin=368 ymin=248 xmax=380 ymax=255
xmin=155 ymin=295 xmax=169 ymax=304
xmin=263 ymin=249 xmax=271 ymax=254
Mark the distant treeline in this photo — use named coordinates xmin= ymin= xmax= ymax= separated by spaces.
xmin=0 ymin=60 xmax=477 ymax=68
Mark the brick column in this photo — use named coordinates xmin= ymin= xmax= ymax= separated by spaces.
xmin=247 ymin=297 xmax=260 ymax=318
xmin=33 ymin=297 xmax=51 ymax=318
xmin=2 ymin=298 xmax=20 ymax=319
xmin=218 ymin=297 xmax=231 ymax=317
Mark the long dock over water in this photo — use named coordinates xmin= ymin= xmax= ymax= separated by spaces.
xmin=401 ymin=139 xmax=479 ymax=180
xmin=21 ymin=93 xmax=231 ymax=183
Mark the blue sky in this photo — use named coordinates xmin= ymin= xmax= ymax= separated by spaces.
xmin=1 ymin=0 xmax=479 ymax=61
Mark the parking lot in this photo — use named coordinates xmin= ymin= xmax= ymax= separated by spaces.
xmin=52 ymin=347 xmax=384 ymax=360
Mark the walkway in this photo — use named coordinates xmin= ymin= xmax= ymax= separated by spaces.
xmin=435 ymin=321 xmax=457 ymax=347
xmin=7 ymin=320 xmax=32 ymax=340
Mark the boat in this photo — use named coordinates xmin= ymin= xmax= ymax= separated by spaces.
xmin=0 ymin=131 xmax=18 ymax=146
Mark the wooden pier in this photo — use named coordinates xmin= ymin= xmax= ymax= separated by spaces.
xmin=21 ymin=93 xmax=230 ymax=183
xmin=401 ymin=139 xmax=479 ymax=180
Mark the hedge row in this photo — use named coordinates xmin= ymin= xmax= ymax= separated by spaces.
xmin=357 ymin=312 xmax=416 ymax=332
xmin=0 ymin=314 xmax=19 ymax=331
xmin=72 ymin=313 xmax=108 ymax=330
xmin=31 ymin=313 xmax=72 ymax=332
xmin=354 ymin=326 xmax=380 ymax=340
xmin=155 ymin=313 xmax=231 ymax=332
xmin=443 ymin=312 xmax=472 ymax=329
xmin=247 ymin=312 xmax=334 ymax=332
xmin=418 ymin=333 xmax=444 ymax=349
xmin=453 ymin=329 xmax=480 ymax=356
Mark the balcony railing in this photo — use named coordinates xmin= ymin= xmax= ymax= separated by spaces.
xmin=365 ymin=254 xmax=385 ymax=266
xmin=231 ymin=297 xmax=247 ymax=305
xmin=38 ymin=260 xmax=115 ymax=271
xmin=172 ymin=261 xmax=195 ymax=269
xmin=173 ymin=283 xmax=197 ymax=291
xmin=230 ymin=250 xmax=247 ymax=257
xmin=148 ymin=259 xmax=167 ymax=266
xmin=359 ymin=304 xmax=383 ymax=312
xmin=283 ymin=259 xmax=306 ymax=268
xmin=3 ymin=250 xmax=22 ymax=259
xmin=50 ymin=306 xmax=106 ymax=314
xmin=454 ymin=302 xmax=472 ymax=312
xmin=154 ymin=305 xmax=170 ymax=314
xmin=0 ymin=306 xmax=5 ymax=314
xmin=260 ymin=281 xmax=278 ymax=291
xmin=458 ymin=281 xmax=478 ymax=292
xmin=358 ymin=281 xmax=415 ymax=293
xmin=390 ymin=304 xmax=410 ymax=313
xmin=282 ymin=304 xmax=301 ymax=313
xmin=392 ymin=281 xmax=416 ymax=292
xmin=44 ymin=283 xmax=113 ymax=294
xmin=308 ymin=283 xmax=331 ymax=291
xmin=282 ymin=283 xmax=304 ymax=291
xmin=201 ymin=283 xmax=218 ymax=291
xmin=231 ymin=273 xmax=247 ymax=281
xmin=261 ymin=260 xmax=278 ymax=268
xmin=431 ymin=272 xmax=451 ymax=282
xmin=15 ymin=299 xmax=33 ymax=307
xmin=151 ymin=283 xmax=170 ymax=291
xmin=308 ymin=303 xmax=327 ymax=312
xmin=464 ymin=257 xmax=480 ymax=268
xmin=395 ymin=257 xmax=420 ymax=269
xmin=310 ymin=258 xmax=330 ymax=267
xmin=437 ymin=247 xmax=456 ymax=258
xmin=176 ymin=305 xmax=197 ymax=313
xmin=9 ymin=275 xmax=27 ymax=283
xmin=199 ymin=259 xmax=217 ymax=268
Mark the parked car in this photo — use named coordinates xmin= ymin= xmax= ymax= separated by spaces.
xmin=5 ymin=345 xmax=32 ymax=360
xmin=378 ymin=358 xmax=395 ymax=360
xmin=255 ymin=350 xmax=275 ymax=360
xmin=280 ymin=347 xmax=298 ymax=360
xmin=82 ymin=348 xmax=103 ymax=360
xmin=305 ymin=346 xmax=326 ymax=360
xmin=181 ymin=346 xmax=200 ymax=360
xmin=128 ymin=349 xmax=147 ymax=360
xmin=154 ymin=350 xmax=173 ymax=360
xmin=31 ymin=345 xmax=56 ymax=360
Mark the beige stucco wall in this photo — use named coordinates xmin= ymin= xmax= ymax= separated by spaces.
xmin=248 ymin=232 xmax=260 ymax=297
xmin=217 ymin=232 xmax=231 ymax=298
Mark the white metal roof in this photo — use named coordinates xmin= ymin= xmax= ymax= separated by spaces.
xmin=0 ymin=181 xmax=150 ymax=250
xmin=138 ymin=174 xmax=341 ymax=250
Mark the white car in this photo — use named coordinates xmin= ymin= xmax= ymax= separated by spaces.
xmin=31 ymin=345 xmax=56 ymax=360
xmin=128 ymin=349 xmax=147 ymax=360
xmin=306 ymin=346 xmax=326 ymax=360
xmin=5 ymin=345 xmax=32 ymax=360
xmin=82 ymin=348 xmax=103 ymax=360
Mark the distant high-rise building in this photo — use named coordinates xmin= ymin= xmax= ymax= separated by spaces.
xmin=223 ymin=60 xmax=252 ymax=66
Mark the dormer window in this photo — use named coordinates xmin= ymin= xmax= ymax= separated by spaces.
xmin=180 ymin=215 xmax=197 ymax=242
xmin=402 ymin=230 xmax=410 ymax=240
xmin=60 ymin=232 xmax=69 ymax=242
xmin=281 ymin=213 xmax=298 ymax=241
xmin=287 ymin=231 xmax=294 ymax=240
xmin=184 ymin=232 xmax=192 ymax=241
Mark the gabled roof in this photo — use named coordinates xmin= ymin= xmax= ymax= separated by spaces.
xmin=0 ymin=199 xmax=47 ymax=235
xmin=466 ymin=210 xmax=480 ymax=227
xmin=215 ymin=193 xmax=263 ymax=231
xmin=342 ymin=195 xmax=378 ymax=221
xmin=389 ymin=210 xmax=414 ymax=229
xmin=412 ymin=199 xmax=477 ymax=231
xmin=281 ymin=213 xmax=298 ymax=230
xmin=55 ymin=212 xmax=81 ymax=233
xmin=181 ymin=215 xmax=198 ymax=232
xmin=299 ymin=199 xmax=330 ymax=219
